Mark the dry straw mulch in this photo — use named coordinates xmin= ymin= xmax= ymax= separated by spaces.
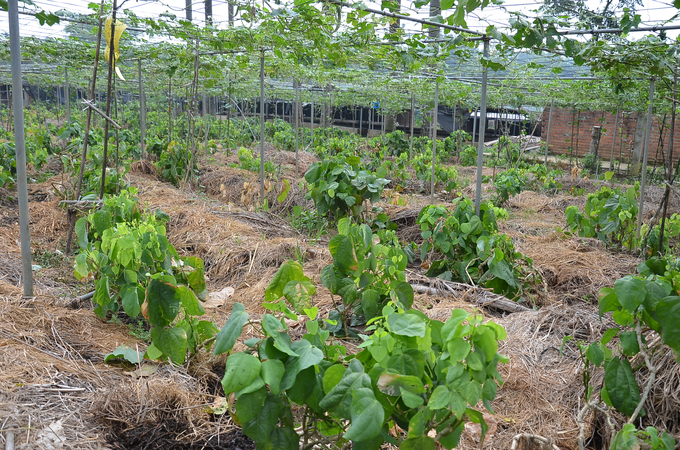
xmin=0 ymin=290 xmax=250 ymax=450
xmin=504 ymin=191 xmax=641 ymax=303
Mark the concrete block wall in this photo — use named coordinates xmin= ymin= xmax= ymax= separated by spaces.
xmin=541 ymin=107 xmax=679 ymax=166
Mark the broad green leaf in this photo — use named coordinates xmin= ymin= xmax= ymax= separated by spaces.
xmin=175 ymin=285 xmax=204 ymax=316
xmin=145 ymin=343 xmax=163 ymax=360
xmin=269 ymin=426 xmax=299 ymax=450
xmin=213 ymin=303 xmax=249 ymax=355
xmin=448 ymin=391 xmax=467 ymax=418
xmin=604 ymin=357 xmax=641 ymax=417
xmin=235 ymin=386 xmax=267 ymax=424
xmin=362 ymin=289 xmax=381 ymax=320
xmin=644 ymin=281 xmax=671 ymax=311
xmin=428 ymin=385 xmax=450 ymax=409
xmin=455 ymin=378 xmax=482 ymax=406
xmin=388 ymin=313 xmax=426 ymax=337
xmin=466 ymin=351 xmax=484 ymax=371
xmin=186 ymin=268 xmax=206 ymax=297
xmin=334 ymin=236 xmax=357 ymax=271
xmin=486 ymin=321 xmax=507 ymax=340
xmin=377 ymin=372 xmax=424 ymax=396
xmin=146 ymin=279 xmax=180 ymax=327
xmin=392 ymin=281 xmax=414 ymax=310
xmin=586 ymin=342 xmax=604 ymax=366
xmin=104 ymin=345 xmax=144 ymax=364
xmin=447 ymin=338 xmax=471 ymax=362
xmin=319 ymin=359 xmax=369 ymax=417
xmin=265 ymin=260 xmax=306 ymax=303
xmin=242 ymin=394 xmax=282 ymax=445
xmin=401 ymin=389 xmax=424 ymax=408
xmin=235 ymin=377 xmax=265 ymax=398
xmin=279 ymin=340 xmax=323 ymax=391
xmin=75 ymin=217 xmax=88 ymax=250
xmin=619 ymin=331 xmax=640 ymax=357
xmin=90 ymin=210 xmax=112 ymax=235
xmin=338 ymin=217 xmax=351 ymax=235
xmin=151 ymin=326 xmax=187 ymax=364
xmin=408 ymin=407 xmax=435 ymax=437
xmin=400 ymin=435 xmax=436 ymax=450
xmin=473 ymin=328 xmax=498 ymax=362
xmin=261 ymin=359 xmax=285 ymax=395
xmin=222 ymin=352 xmax=262 ymax=395
xmin=488 ymin=259 xmax=517 ymax=287
xmin=120 ymin=283 xmax=142 ymax=317
xmin=438 ymin=421 xmax=464 ymax=449
xmin=343 ymin=389 xmax=384 ymax=442
xmin=273 ymin=331 xmax=299 ymax=357
xmin=653 ymin=296 xmax=680 ymax=351
xmin=614 ymin=276 xmax=646 ymax=313
xmin=599 ymin=287 xmax=620 ymax=318
xmin=283 ymin=279 xmax=316 ymax=309
xmin=386 ymin=352 xmax=423 ymax=378
xmin=465 ymin=408 xmax=489 ymax=441
xmin=94 ymin=275 xmax=111 ymax=307
xmin=262 ymin=314 xmax=285 ymax=337
xmin=323 ymin=363 xmax=346 ymax=393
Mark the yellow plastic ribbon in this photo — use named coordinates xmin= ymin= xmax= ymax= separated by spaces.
xmin=104 ymin=17 xmax=127 ymax=81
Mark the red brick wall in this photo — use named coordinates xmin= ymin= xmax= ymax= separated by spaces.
xmin=541 ymin=108 xmax=678 ymax=166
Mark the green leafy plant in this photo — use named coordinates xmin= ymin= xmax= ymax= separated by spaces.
xmin=526 ymin=164 xmax=563 ymax=194
xmin=213 ymin=298 xmax=508 ymax=450
xmin=320 ymin=218 xmax=413 ymax=331
xmin=492 ymin=168 xmax=527 ymax=206
xmin=156 ymin=140 xmax=197 ymax=186
xmin=582 ymin=153 xmax=601 ymax=175
xmin=459 ymin=145 xmax=477 ymax=167
xmin=304 ymin=156 xmax=389 ymax=221
xmin=417 ymin=199 xmax=538 ymax=299
xmin=565 ymin=184 xmax=639 ymax=250
xmin=74 ymin=188 xmax=216 ymax=364
xmin=572 ymin=257 xmax=680 ymax=450
xmin=289 ymin=205 xmax=327 ymax=241
xmin=236 ymin=146 xmax=277 ymax=175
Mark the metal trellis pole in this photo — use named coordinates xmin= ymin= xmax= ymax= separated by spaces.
xmin=64 ymin=67 xmax=70 ymax=123
xmin=608 ymin=105 xmax=620 ymax=171
xmin=431 ymin=78 xmax=439 ymax=204
xmin=138 ymin=59 xmax=146 ymax=159
xmin=259 ymin=51 xmax=265 ymax=200
xmin=295 ymin=81 xmax=299 ymax=177
xmin=311 ymin=91 xmax=315 ymax=140
xmin=474 ymin=38 xmax=489 ymax=216
xmin=409 ymin=92 xmax=415 ymax=160
xmin=8 ymin=0 xmax=33 ymax=297
xmin=636 ymin=77 xmax=655 ymax=239
xmin=544 ymin=98 xmax=553 ymax=165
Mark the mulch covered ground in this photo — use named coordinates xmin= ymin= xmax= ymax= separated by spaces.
xmin=1 ymin=147 xmax=678 ymax=450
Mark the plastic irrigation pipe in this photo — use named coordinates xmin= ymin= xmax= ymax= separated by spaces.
xmin=474 ymin=38 xmax=489 ymax=217
xmin=8 ymin=0 xmax=34 ymax=297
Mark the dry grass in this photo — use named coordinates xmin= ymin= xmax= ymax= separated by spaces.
xmin=503 ymin=191 xmax=641 ymax=303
